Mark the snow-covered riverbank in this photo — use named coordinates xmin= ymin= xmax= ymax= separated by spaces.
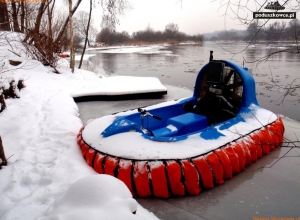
xmin=0 ymin=32 xmax=160 ymax=220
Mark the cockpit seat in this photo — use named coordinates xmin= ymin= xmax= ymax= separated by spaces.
xmin=184 ymin=61 xmax=241 ymax=125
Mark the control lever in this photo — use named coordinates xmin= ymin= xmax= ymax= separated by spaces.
xmin=138 ymin=108 xmax=162 ymax=120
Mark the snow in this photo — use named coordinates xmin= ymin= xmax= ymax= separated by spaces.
xmin=166 ymin=124 xmax=178 ymax=132
xmin=0 ymin=32 xmax=159 ymax=220
xmin=71 ymin=76 xmax=167 ymax=97
xmin=39 ymin=175 xmax=157 ymax=220
xmin=1 ymin=31 xmax=300 ymax=220
xmin=86 ymin=45 xmax=174 ymax=55
xmin=81 ymin=104 xmax=279 ymax=160
xmin=74 ymin=54 xmax=96 ymax=61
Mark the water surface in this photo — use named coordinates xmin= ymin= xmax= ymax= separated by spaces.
xmin=80 ymin=41 xmax=300 ymax=121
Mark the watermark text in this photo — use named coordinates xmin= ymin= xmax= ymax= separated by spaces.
xmin=253 ymin=217 xmax=300 ymax=220
xmin=253 ymin=12 xmax=296 ymax=19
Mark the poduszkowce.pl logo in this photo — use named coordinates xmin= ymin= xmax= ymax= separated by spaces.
xmin=253 ymin=1 xmax=296 ymax=19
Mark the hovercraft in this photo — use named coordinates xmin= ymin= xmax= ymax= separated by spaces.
xmin=77 ymin=51 xmax=284 ymax=198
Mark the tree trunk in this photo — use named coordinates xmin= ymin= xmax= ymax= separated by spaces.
xmin=20 ymin=0 xmax=25 ymax=32
xmin=53 ymin=0 xmax=82 ymax=47
xmin=11 ymin=0 xmax=21 ymax=32
xmin=69 ymin=0 xmax=75 ymax=73
xmin=25 ymin=3 xmax=29 ymax=30
xmin=0 ymin=2 xmax=11 ymax=31
xmin=78 ymin=0 xmax=92 ymax=69
xmin=32 ymin=2 xmax=47 ymax=63
xmin=0 ymin=94 xmax=6 ymax=113
xmin=0 ymin=135 xmax=7 ymax=168
xmin=47 ymin=1 xmax=55 ymax=64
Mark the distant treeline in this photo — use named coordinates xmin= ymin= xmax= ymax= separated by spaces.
xmin=205 ymin=19 xmax=300 ymax=42
xmin=96 ymin=23 xmax=203 ymax=45
xmin=96 ymin=19 xmax=300 ymax=45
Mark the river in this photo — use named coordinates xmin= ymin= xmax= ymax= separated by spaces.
xmin=79 ymin=41 xmax=300 ymax=121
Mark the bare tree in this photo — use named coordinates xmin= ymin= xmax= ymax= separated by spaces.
xmin=20 ymin=0 xmax=25 ymax=32
xmin=78 ymin=0 xmax=92 ymax=69
xmin=74 ymin=11 xmax=96 ymax=46
xmin=165 ymin=23 xmax=179 ymax=40
xmin=53 ymin=0 xmax=83 ymax=49
xmin=100 ymin=0 xmax=131 ymax=31
xmin=76 ymin=0 xmax=130 ymax=67
xmin=2 ymin=0 xmax=130 ymax=71
xmin=0 ymin=2 xmax=10 ymax=31
xmin=96 ymin=27 xmax=113 ymax=44
xmin=69 ymin=0 xmax=75 ymax=73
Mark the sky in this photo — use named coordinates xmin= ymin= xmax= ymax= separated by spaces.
xmin=77 ymin=0 xmax=245 ymax=35
xmin=77 ymin=0 xmax=300 ymax=35
xmin=114 ymin=0 xmax=230 ymax=34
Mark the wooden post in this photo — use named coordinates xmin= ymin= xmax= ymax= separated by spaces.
xmin=0 ymin=135 xmax=7 ymax=169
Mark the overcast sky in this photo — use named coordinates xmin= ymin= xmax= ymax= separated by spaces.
xmin=77 ymin=0 xmax=300 ymax=35
xmin=113 ymin=0 xmax=232 ymax=34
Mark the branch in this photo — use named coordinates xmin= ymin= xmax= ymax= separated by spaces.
xmin=8 ymin=49 xmax=21 ymax=57
xmin=53 ymin=0 xmax=83 ymax=46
